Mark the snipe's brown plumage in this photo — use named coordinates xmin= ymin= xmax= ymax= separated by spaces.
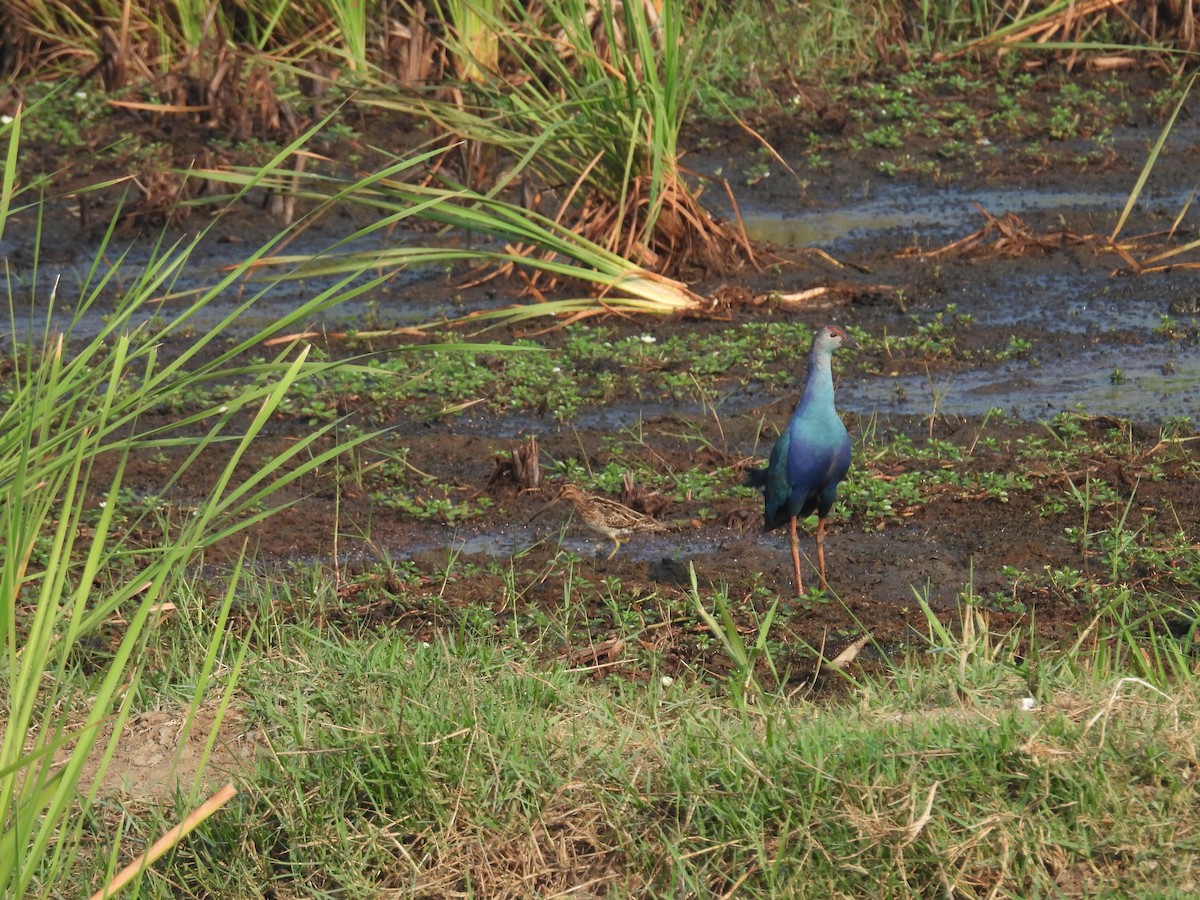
xmin=529 ymin=483 xmax=667 ymax=559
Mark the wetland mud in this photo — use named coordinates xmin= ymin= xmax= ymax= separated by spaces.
xmin=11 ymin=73 xmax=1200 ymax=684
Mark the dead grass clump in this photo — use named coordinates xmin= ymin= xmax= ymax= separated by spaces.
xmin=446 ymin=161 xmax=757 ymax=300
xmin=409 ymin=802 xmax=632 ymax=898
xmin=915 ymin=204 xmax=1200 ymax=275
xmin=120 ymin=167 xmax=189 ymax=227
xmin=382 ymin=1 xmax=445 ymax=85
xmin=963 ymin=0 xmax=1200 ymax=68
xmin=619 ymin=471 xmax=670 ymax=519
xmin=108 ymin=39 xmax=299 ymax=142
xmin=488 ymin=435 xmax=542 ymax=493
xmin=568 ymin=173 xmax=753 ymax=278
xmin=915 ymin=206 xmax=1099 ymax=260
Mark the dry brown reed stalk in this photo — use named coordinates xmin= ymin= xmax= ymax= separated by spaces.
xmin=455 ymin=169 xmax=758 ymax=301
xmin=488 ymin=434 xmax=542 ymax=492
xmin=619 ymin=471 xmax=670 ymax=518
xmin=571 ymin=173 xmax=747 ymax=275
xmin=774 ymin=283 xmax=889 ymax=311
xmin=10 ymin=3 xmax=301 ymax=137
xmin=88 ymin=783 xmax=238 ymax=900
xmin=908 ymin=204 xmax=1200 ymax=276
xmin=963 ymin=0 xmax=1200 ymax=68
xmin=913 ymin=205 xmax=1109 ymax=260
xmin=383 ymin=1 xmax=446 ymax=84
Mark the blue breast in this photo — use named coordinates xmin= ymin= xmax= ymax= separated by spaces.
xmin=760 ymin=408 xmax=850 ymax=531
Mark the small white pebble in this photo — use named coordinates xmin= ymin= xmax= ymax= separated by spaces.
xmin=1018 ymin=697 xmax=1037 ymax=712
xmin=660 ymin=676 xmax=674 ymax=688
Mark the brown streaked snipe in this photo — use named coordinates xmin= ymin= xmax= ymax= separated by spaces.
xmin=529 ymin=483 xmax=668 ymax=559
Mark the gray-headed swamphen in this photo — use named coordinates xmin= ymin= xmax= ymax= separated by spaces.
xmin=745 ymin=324 xmax=853 ymax=596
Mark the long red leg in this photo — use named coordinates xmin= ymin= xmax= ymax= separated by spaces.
xmin=788 ymin=516 xmax=804 ymax=597
xmin=816 ymin=516 xmax=827 ymax=591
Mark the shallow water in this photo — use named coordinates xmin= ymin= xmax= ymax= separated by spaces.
xmin=7 ymin=153 xmax=1200 ymax=425
xmin=0 ymin=212 xmax=510 ymax=342
xmin=738 ymin=184 xmax=1135 ymax=252
xmin=730 ymin=175 xmax=1200 ymax=424
xmin=841 ymin=353 xmax=1200 ymax=421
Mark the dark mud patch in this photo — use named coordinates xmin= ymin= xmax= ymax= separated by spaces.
xmin=117 ymin=394 xmax=1200 ymax=697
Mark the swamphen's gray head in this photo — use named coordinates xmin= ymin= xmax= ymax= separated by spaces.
xmin=813 ymin=324 xmax=854 ymax=353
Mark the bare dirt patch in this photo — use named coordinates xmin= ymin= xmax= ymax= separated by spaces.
xmin=54 ymin=702 xmax=262 ymax=802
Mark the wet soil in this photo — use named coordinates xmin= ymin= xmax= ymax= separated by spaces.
xmin=10 ymin=68 xmax=1200 ymax=698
